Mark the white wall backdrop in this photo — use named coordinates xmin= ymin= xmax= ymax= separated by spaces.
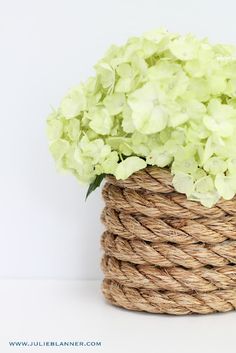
xmin=1 ymin=0 xmax=236 ymax=279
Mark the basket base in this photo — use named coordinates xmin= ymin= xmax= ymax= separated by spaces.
xmin=102 ymin=279 xmax=236 ymax=315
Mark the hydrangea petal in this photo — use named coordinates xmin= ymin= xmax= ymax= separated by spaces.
xmin=47 ymin=114 xmax=63 ymax=140
xmin=60 ymin=85 xmax=86 ymax=119
xmin=104 ymin=93 xmax=126 ymax=115
xmin=215 ymin=174 xmax=236 ymax=200
xmin=169 ymin=35 xmax=199 ymax=60
xmin=132 ymin=106 xmax=167 ymax=134
xmin=89 ymin=108 xmax=113 ymax=135
xmin=49 ymin=139 xmax=69 ymax=161
xmin=172 ymin=172 xmax=194 ymax=195
xmin=115 ymin=157 xmax=146 ymax=180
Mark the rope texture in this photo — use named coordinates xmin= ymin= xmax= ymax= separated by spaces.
xmin=101 ymin=166 xmax=236 ymax=315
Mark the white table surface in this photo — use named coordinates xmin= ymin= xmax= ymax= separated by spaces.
xmin=1 ymin=279 xmax=235 ymax=353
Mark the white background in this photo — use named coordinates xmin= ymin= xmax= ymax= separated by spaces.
xmin=1 ymin=0 xmax=236 ymax=280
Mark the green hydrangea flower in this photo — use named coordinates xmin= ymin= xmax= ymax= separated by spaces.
xmin=47 ymin=29 xmax=236 ymax=207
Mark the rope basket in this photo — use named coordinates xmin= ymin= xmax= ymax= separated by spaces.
xmin=100 ymin=166 xmax=236 ymax=315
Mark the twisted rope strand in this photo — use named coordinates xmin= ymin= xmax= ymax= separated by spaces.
xmin=101 ymin=231 xmax=236 ymax=268
xmin=103 ymin=279 xmax=236 ymax=315
xmin=102 ymin=183 xmax=235 ymax=219
xmin=101 ymin=208 xmax=236 ymax=244
xmin=105 ymin=166 xmax=174 ymax=192
xmin=102 ymin=255 xmax=236 ymax=292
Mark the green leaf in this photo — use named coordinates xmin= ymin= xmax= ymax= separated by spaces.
xmin=85 ymin=174 xmax=106 ymax=200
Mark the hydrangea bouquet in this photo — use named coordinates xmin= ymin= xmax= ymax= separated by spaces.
xmin=47 ymin=29 xmax=236 ymax=207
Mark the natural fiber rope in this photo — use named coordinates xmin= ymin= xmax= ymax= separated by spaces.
xmin=101 ymin=231 xmax=236 ymax=268
xmin=102 ymin=279 xmax=236 ymax=315
xmin=102 ymin=183 xmax=236 ymax=219
xmin=102 ymin=255 xmax=236 ymax=292
xmin=101 ymin=208 xmax=236 ymax=244
xmin=105 ymin=167 xmax=174 ymax=192
xmin=101 ymin=167 xmax=236 ymax=314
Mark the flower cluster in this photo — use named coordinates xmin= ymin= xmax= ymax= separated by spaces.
xmin=47 ymin=29 xmax=236 ymax=207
